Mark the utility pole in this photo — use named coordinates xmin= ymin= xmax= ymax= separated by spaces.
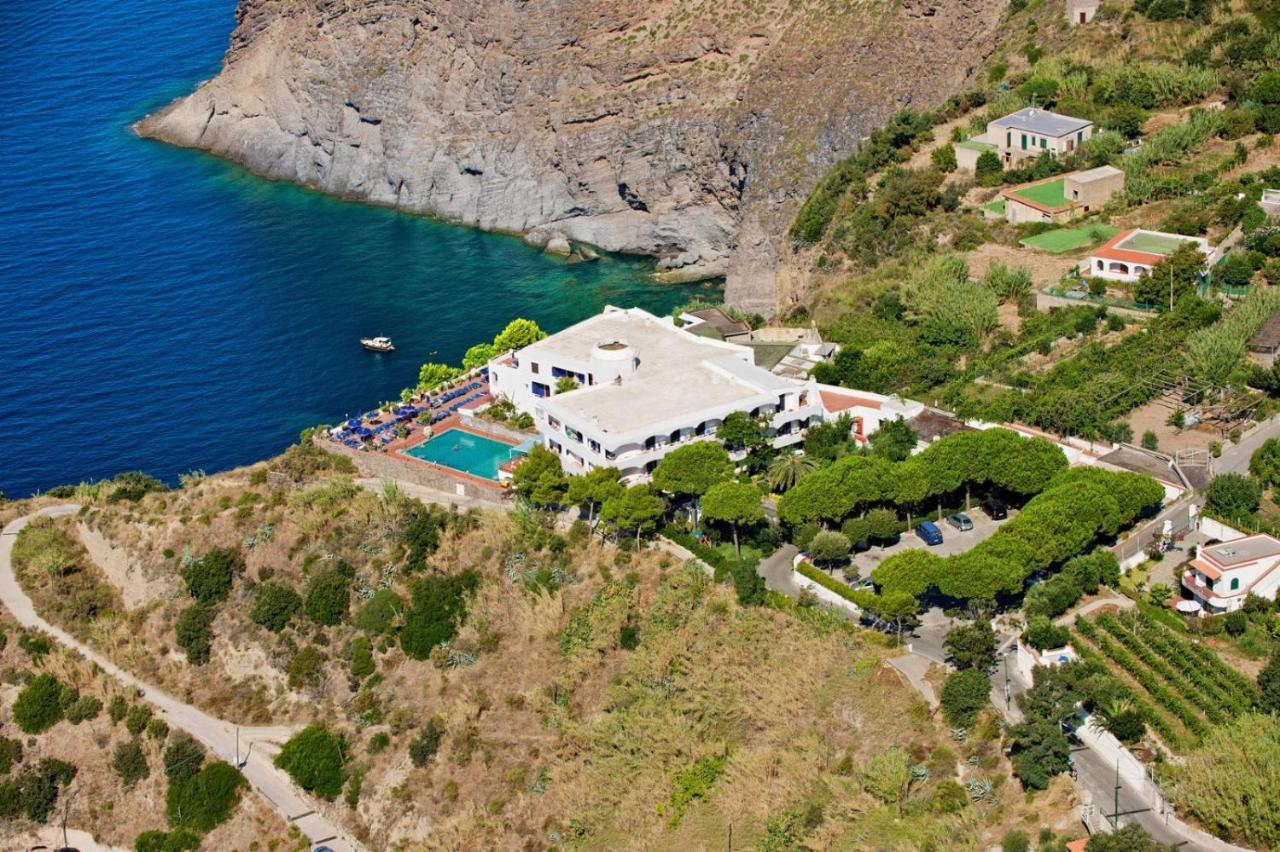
xmin=1113 ymin=759 xmax=1121 ymax=829
xmin=60 ymin=788 xmax=74 ymax=851
xmin=235 ymin=726 xmax=239 ymax=768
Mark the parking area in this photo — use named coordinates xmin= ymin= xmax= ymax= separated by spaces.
xmin=849 ymin=505 xmax=1017 ymax=578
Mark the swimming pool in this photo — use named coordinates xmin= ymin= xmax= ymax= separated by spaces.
xmin=401 ymin=428 xmax=522 ymax=480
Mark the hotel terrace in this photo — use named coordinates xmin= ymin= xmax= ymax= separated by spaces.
xmin=488 ymin=307 xmax=922 ymax=483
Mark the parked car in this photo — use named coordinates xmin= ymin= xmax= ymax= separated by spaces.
xmin=914 ymin=520 xmax=944 ymax=546
xmin=946 ymin=512 xmax=974 ymax=531
xmin=980 ymin=498 xmax=1008 ymax=520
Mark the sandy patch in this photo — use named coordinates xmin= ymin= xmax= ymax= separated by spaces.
xmin=76 ymin=521 xmax=170 ymax=609
xmin=966 ymin=242 xmax=1078 ymax=289
xmin=1 ymin=826 xmax=128 ymax=851
xmin=1125 ymin=399 xmax=1218 ymax=454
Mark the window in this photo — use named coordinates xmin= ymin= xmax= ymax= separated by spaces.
xmin=1077 ymin=131 xmax=1084 ymax=143
xmin=532 ymin=382 xmax=550 ymax=398
xmin=1230 ymin=578 xmax=1240 ymax=591
xmin=531 ymin=362 xmax=540 ymax=374
xmin=1040 ymin=137 xmax=1047 ymax=149
xmin=1006 ymin=130 xmax=1011 ymax=147
xmin=1021 ymin=133 xmax=1027 ymax=150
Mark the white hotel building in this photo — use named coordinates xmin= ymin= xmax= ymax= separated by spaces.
xmin=487 ymin=306 xmax=922 ymax=482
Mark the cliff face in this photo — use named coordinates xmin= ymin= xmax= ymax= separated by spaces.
xmin=137 ymin=0 xmax=1002 ymax=314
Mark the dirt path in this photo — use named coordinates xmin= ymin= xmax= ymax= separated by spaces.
xmin=1 ymin=505 xmax=361 ymax=852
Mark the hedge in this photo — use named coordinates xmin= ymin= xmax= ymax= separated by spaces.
xmin=795 ymin=562 xmax=876 ymax=609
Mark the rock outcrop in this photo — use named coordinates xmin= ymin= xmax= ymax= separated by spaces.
xmin=137 ymin=0 xmax=1002 ymax=314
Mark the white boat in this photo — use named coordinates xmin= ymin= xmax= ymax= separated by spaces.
xmin=360 ymin=336 xmax=395 ymax=352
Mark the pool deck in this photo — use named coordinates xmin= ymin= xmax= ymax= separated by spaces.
xmin=390 ymin=412 xmax=521 ymax=492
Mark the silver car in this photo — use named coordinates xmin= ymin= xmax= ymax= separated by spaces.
xmin=945 ymin=512 xmax=974 ymax=531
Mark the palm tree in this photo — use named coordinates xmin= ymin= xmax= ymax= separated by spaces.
xmin=766 ymin=452 xmax=818 ymax=493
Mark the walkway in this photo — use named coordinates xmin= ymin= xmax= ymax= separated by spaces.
xmin=1054 ymin=593 xmax=1133 ymax=626
xmin=0 ymin=506 xmax=359 ymax=852
xmin=886 ymin=653 xmax=939 ymax=710
xmin=354 ymin=476 xmax=509 ymax=514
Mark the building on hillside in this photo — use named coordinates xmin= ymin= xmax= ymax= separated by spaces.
xmin=1066 ymin=0 xmax=1100 ymax=24
xmin=983 ymin=108 xmax=1093 ymax=166
xmin=1182 ymin=534 xmax=1280 ymax=613
xmin=679 ymin=309 xmax=838 ymax=379
xmin=1248 ymin=310 xmax=1280 ymax=368
xmin=679 ymin=305 xmax=751 ymax=339
xmin=1083 ymin=228 xmax=1215 ymax=284
xmin=1015 ymin=639 xmax=1078 ymax=684
xmin=999 ymin=166 xmax=1125 ymax=225
xmin=954 ymin=138 xmax=999 ymax=173
xmin=487 ymin=306 xmax=921 ymax=482
xmin=1262 ymin=188 xmax=1280 ymax=218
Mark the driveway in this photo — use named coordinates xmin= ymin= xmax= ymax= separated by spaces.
xmin=1215 ymin=412 xmax=1280 ymax=476
xmin=0 ymin=506 xmax=359 ymax=852
xmin=758 ymin=544 xmax=802 ymax=596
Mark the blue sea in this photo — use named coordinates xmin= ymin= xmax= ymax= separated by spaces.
xmin=0 ymin=0 xmax=715 ymax=498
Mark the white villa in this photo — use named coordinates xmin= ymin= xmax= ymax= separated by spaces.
xmin=1083 ymin=228 xmax=1216 ymax=284
xmin=1183 ymin=534 xmax=1280 ymax=614
xmin=487 ymin=306 xmax=922 ymax=482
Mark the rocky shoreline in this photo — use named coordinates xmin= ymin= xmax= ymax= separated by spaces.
xmin=135 ymin=0 xmax=1001 ymax=314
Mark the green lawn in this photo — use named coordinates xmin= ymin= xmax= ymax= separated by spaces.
xmin=1118 ymin=231 xmax=1193 ymax=255
xmin=714 ymin=541 xmax=762 ymax=567
xmin=957 ymin=139 xmax=995 ymax=152
xmin=1019 ymin=223 xmax=1119 ymax=253
xmin=984 ymin=199 xmax=1006 ymax=215
xmin=1011 ymin=177 xmax=1069 ymax=208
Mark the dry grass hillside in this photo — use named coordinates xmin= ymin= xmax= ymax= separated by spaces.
xmin=3 ymin=446 xmax=1086 ymax=849
xmin=0 ymin=610 xmax=292 ymax=850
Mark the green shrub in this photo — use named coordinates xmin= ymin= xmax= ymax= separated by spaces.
xmin=940 ymin=668 xmax=990 ymax=728
xmin=174 ymin=604 xmax=213 ymax=665
xmin=181 ymin=547 xmax=241 ymax=604
xmin=1023 ymin=615 xmax=1071 ymax=651
xmin=125 ymin=704 xmax=153 ymax=737
xmin=305 ymin=570 xmax=350 ymax=626
xmin=409 ymin=717 xmax=446 ymax=768
xmin=354 ymin=589 xmax=403 ymax=635
xmin=1002 ymin=830 xmax=1031 ymax=852
xmin=13 ymin=674 xmax=65 ymax=734
xmin=134 ymin=829 xmax=201 ymax=852
xmin=0 ymin=737 xmax=24 ymax=774
xmin=275 ymin=726 xmax=345 ymax=800
xmin=400 ymin=571 xmax=479 ymax=660
xmin=165 ymin=760 xmax=247 ymax=832
xmin=350 ymin=635 xmax=375 ymax=682
xmin=163 ymin=731 xmax=204 ymax=783
xmin=65 ymin=696 xmax=102 ymax=725
xmin=108 ymin=471 xmax=167 ymax=503
xmin=0 ymin=757 xmax=77 ymax=822
xmin=367 ymin=732 xmax=391 ymax=754
xmin=287 ymin=646 xmax=326 ymax=689
xmin=1224 ymin=609 xmax=1248 ymax=636
xmin=147 ymin=718 xmax=169 ymax=741
xmin=250 ymin=583 xmax=301 ymax=633
xmin=1205 ymin=473 xmax=1261 ymax=520
xmin=112 ymin=739 xmax=149 ymax=788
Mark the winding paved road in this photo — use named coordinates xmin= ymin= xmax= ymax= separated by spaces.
xmin=0 ymin=505 xmax=359 ymax=852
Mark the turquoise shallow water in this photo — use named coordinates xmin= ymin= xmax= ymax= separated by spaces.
xmin=402 ymin=429 xmax=523 ymax=481
xmin=0 ymin=0 xmax=716 ymax=498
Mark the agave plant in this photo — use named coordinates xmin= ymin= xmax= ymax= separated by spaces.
xmin=766 ymin=452 xmax=819 ymax=493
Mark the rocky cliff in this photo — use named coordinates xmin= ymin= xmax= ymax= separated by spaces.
xmin=137 ymin=0 xmax=1003 ymax=314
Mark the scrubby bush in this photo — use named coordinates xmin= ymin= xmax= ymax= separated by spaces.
xmin=940 ymin=668 xmax=990 ymax=727
xmin=1024 ymin=615 xmax=1071 ymax=651
xmin=65 ymin=695 xmax=102 ymax=725
xmin=305 ymin=571 xmax=350 ymax=626
xmin=945 ymin=621 xmax=996 ymax=670
xmin=1224 ymin=609 xmax=1248 ymax=636
xmin=1205 ymin=473 xmax=1261 ymax=520
xmin=108 ymin=471 xmax=167 ymax=503
xmin=125 ymin=704 xmax=153 ymax=737
xmin=112 ymin=739 xmax=149 ymax=788
xmin=181 ymin=547 xmax=241 ymax=604
xmin=250 ymin=582 xmax=301 ymax=633
xmin=409 ymin=717 xmax=446 ymax=767
xmin=275 ymin=726 xmax=345 ymax=800
xmin=287 ymin=646 xmax=326 ymax=689
xmin=350 ymin=635 xmax=375 ymax=682
xmin=174 ymin=604 xmax=213 ymax=665
xmin=354 ymin=589 xmax=404 ymax=635
xmin=401 ymin=571 xmax=479 ymax=660
xmin=134 ymin=830 xmax=201 ymax=852
xmin=13 ymin=674 xmax=64 ymax=734
xmin=165 ymin=760 xmax=246 ymax=832
xmin=0 ymin=757 xmax=77 ymax=822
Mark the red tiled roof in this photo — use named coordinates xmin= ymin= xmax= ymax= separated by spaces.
xmin=820 ymin=390 xmax=882 ymax=412
xmin=1189 ymin=558 xmax=1222 ymax=581
xmin=1091 ymin=229 xmax=1169 ymax=266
